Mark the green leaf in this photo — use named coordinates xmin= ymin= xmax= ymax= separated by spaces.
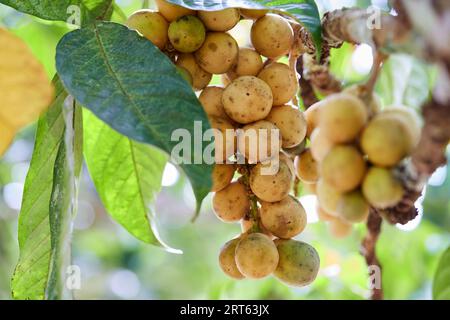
xmin=11 ymin=77 xmax=83 ymax=300
xmin=83 ymin=110 xmax=176 ymax=249
xmin=0 ymin=0 xmax=113 ymax=26
xmin=56 ymin=21 xmax=213 ymax=212
xmin=167 ymin=0 xmax=322 ymax=56
xmin=433 ymin=246 xmax=450 ymax=300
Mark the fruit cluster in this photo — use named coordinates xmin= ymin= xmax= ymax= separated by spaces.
xmin=300 ymin=86 xmax=421 ymax=237
xmin=126 ymin=1 xmax=320 ymax=287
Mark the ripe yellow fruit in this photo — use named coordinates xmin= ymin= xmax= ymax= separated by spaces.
xmin=319 ymin=93 xmax=368 ymax=143
xmin=294 ymin=149 xmax=319 ymax=184
xmin=126 ymin=10 xmax=169 ymax=50
xmin=168 ymin=15 xmax=206 ymax=53
xmin=222 ymin=76 xmax=273 ymax=124
xmin=321 ymin=145 xmax=367 ymax=192
xmin=198 ymin=8 xmax=241 ymax=31
xmin=176 ymin=66 xmax=193 ymax=85
xmin=209 ymin=116 xmax=236 ymax=164
xmin=237 ymin=120 xmax=281 ymax=163
xmin=251 ymin=14 xmax=294 ymax=58
xmin=227 ymin=48 xmax=263 ymax=79
xmin=258 ymin=62 xmax=298 ymax=106
xmin=260 ymin=196 xmax=307 ymax=239
xmin=316 ymin=178 xmax=341 ymax=216
xmin=199 ymin=86 xmax=229 ymax=119
xmin=211 ymin=164 xmax=236 ymax=192
xmin=304 ymin=101 xmax=322 ymax=138
xmin=219 ymin=238 xmax=245 ymax=279
xmin=212 ymin=180 xmax=249 ymax=222
xmin=235 ymin=233 xmax=279 ymax=279
xmin=343 ymin=84 xmax=381 ymax=117
xmin=329 ymin=218 xmax=353 ymax=238
xmin=155 ymin=0 xmax=195 ymax=22
xmin=249 ymin=160 xmax=293 ymax=202
xmin=194 ymin=32 xmax=239 ymax=74
xmin=240 ymin=8 xmax=267 ymax=20
xmin=309 ymin=128 xmax=333 ymax=162
xmin=360 ymin=115 xmax=410 ymax=167
xmin=176 ymin=53 xmax=212 ymax=90
xmin=362 ymin=167 xmax=404 ymax=209
xmin=336 ymin=190 xmax=369 ymax=223
xmin=274 ymin=239 xmax=320 ymax=287
xmin=265 ymin=105 xmax=307 ymax=148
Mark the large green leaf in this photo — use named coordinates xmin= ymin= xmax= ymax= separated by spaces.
xmin=0 ymin=0 xmax=113 ymax=26
xmin=167 ymin=0 xmax=322 ymax=55
xmin=433 ymin=247 xmax=450 ymax=300
xmin=56 ymin=22 xmax=213 ymax=212
xmin=83 ymin=110 xmax=175 ymax=249
xmin=11 ymin=77 xmax=83 ymax=299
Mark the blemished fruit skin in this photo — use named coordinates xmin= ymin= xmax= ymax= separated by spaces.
xmin=212 ymin=180 xmax=249 ymax=222
xmin=309 ymin=128 xmax=333 ymax=162
xmin=176 ymin=66 xmax=193 ymax=85
xmin=176 ymin=53 xmax=212 ymax=90
xmin=240 ymin=8 xmax=268 ymax=19
xmin=316 ymin=178 xmax=341 ymax=216
xmin=219 ymin=238 xmax=245 ymax=279
xmin=329 ymin=218 xmax=353 ymax=238
xmin=257 ymin=62 xmax=298 ymax=106
xmin=251 ymin=14 xmax=294 ymax=58
xmin=274 ymin=239 xmax=320 ymax=287
xmin=260 ymin=196 xmax=307 ymax=239
xmin=198 ymin=8 xmax=241 ymax=31
xmin=227 ymin=48 xmax=264 ymax=79
xmin=211 ymin=164 xmax=236 ymax=192
xmin=249 ymin=160 xmax=292 ymax=202
xmin=360 ymin=115 xmax=410 ymax=167
xmin=237 ymin=120 xmax=281 ymax=163
xmin=294 ymin=149 xmax=319 ymax=184
xmin=235 ymin=233 xmax=279 ymax=279
xmin=168 ymin=15 xmax=206 ymax=53
xmin=321 ymin=145 xmax=367 ymax=192
xmin=155 ymin=0 xmax=196 ymax=22
xmin=319 ymin=93 xmax=368 ymax=143
xmin=265 ymin=105 xmax=307 ymax=148
xmin=222 ymin=76 xmax=273 ymax=124
xmin=199 ymin=86 xmax=229 ymax=119
xmin=336 ymin=190 xmax=369 ymax=223
xmin=362 ymin=167 xmax=404 ymax=209
xmin=208 ymin=116 xmax=236 ymax=164
xmin=195 ymin=32 xmax=239 ymax=74
xmin=126 ymin=10 xmax=169 ymax=50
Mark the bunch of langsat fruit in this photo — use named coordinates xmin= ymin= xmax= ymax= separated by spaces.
xmin=126 ymin=1 xmax=320 ymax=287
xmin=302 ymin=86 xmax=421 ymax=238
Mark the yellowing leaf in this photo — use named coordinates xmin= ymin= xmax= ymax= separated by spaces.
xmin=0 ymin=27 xmax=54 ymax=155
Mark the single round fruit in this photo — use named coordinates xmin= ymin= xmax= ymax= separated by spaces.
xmin=309 ymin=128 xmax=333 ymax=162
xmin=265 ymin=105 xmax=306 ymax=148
xmin=155 ymin=0 xmax=196 ymax=22
xmin=235 ymin=233 xmax=279 ymax=279
xmin=294 ymin=149 xmax=319 ymax=184
xmin=258 ymin=62 xmax=298 ymax=106
xmin=251 ymin=14 xmax=294 ymax=58
xmin=274 ymin=239 xmax=320 ymax=287
xmin=249 ymin=160 xmax=292 ymax=202
xmin=198 ymin=8 xmax=240 ymax=31
xmin=176 ymin=53 xmax=212 ymax=90
xmin=240 ymin=8 xmax=267 ymax=20
xmin=176 ymin=66 xmax=193 ymax=85
xmin=336 ymin=190 xmax=369 ymax=223
xmin=260 ymin=196 xmax=307 ymax=239
xmin=237 ymin=120 xmax=281 ymax=163
xmin=199 ymin=86 xmax=229 ymax=119
xmin=126 ymin=10 xmax=169 ymax=50
xmin=219 ymin=238 xmax=245 ymax=279
xmin=209 ymin=116 xmax=236 ymax=164
xmin=212 ymin=180 xmax=249 ymax=222
xmin=222 ymin=76 xmax=273 ymax=124
xmin=361 ymin=115 xmax=410 ymax=167
xmin=227 ymin=48 xmax=263 ymax=79
xmin=212 ymin=164 xmax=236 ymax=192
xmin=362 ymin=167 xmax=404 ymax=209
xmin=195 ymin=32 xmax=239 ymax=74
xmin=304 ymin=102 xmax=322 ymax=138
xmin=316 ymin=178 xmax=341 ymax=216
xmin=329 ymin=218 xmax=353 ymax=238
xmin=168 ymin=15 xmax=206 ymax=53
xmin=319 ymin=93 xmax=368 ymax=143
xmin=321 ymin=145 xmax=367 ymax=192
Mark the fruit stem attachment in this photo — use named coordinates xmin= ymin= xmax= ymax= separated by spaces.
xmin=363 ymin=50 xmax=386 ymax=99
xmin=142 ymin=0 xmax=150 ymax=9
xmin=237 ymin=164 xmax=262 ymax=233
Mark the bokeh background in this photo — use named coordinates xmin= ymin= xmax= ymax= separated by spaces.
xmin=0 ymin=0 xmax=449 ymax=300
